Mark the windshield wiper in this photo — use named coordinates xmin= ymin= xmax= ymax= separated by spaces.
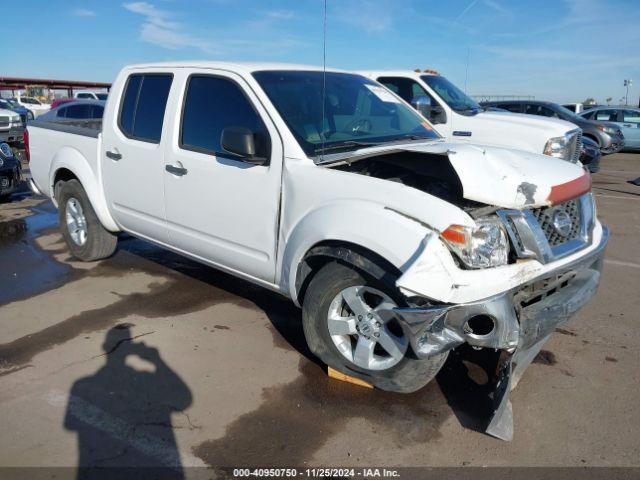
xmin=387 ymin=134 xmax=434 ymax=142
xmin=314 ymin=140 xmax=381 ymax=154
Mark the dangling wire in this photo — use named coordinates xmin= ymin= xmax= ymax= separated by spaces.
xmin=320 ymin=0 xmax=327 ymax=162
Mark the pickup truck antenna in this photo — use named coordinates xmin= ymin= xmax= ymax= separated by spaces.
xmin=321 ymin=0 xmax=327 ymax=162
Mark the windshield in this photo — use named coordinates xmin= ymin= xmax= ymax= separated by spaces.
xmin=0 ymin=99 xmax=9 ymax=109
xmin=421 ymin=75 xmax=481 ymax=112
xmin=96 ymin=93 xmax=108 ymax=100
xmin=7 ymin=99 xmax=19 ymax=107
xmin=253 ymin=71 xmax=439 ymax=157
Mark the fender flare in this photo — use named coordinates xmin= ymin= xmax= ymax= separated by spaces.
xmin=279 ymin=200 xmax=432 ymax=306
xmin=49 ymin=146 xmax=119 ymax=232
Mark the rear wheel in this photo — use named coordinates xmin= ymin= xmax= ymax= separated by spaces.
xmin=302 ymin=261 xmax=448 ymax=393
xmin=56 ymin=179 xmax=117 ymax=261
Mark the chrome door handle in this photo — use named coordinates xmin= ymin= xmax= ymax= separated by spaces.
xmin=106 ymin=150 xmax=122 ymax=161
xmin=165 ymin=164 xmax=188 ymax=176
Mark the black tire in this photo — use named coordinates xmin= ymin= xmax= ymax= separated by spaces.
xmin=302 ymin=261 xmax=448 ymax=393
xmin=56 ymin=179 xmax=117 ymax=261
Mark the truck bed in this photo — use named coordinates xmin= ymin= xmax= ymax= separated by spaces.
xmin=29 ymin=118 xmax=102 ymax=138
xmin=28 ymin=119 xmax=102 ymax=199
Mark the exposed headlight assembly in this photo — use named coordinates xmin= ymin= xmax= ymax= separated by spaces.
xmin=543 ymin=135 xmax=570 ymax=160
xmin=442 ymin=218 xmax=509 ymax=268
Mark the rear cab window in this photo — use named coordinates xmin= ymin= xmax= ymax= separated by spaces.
xmin=118 ymin=73 xmax=173 ymax=143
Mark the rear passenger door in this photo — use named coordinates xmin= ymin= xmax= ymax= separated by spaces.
xmin=102 ymin=71 xmax=173 ymax=243
xmin=162 ymin=70 xmax=283 ymax=282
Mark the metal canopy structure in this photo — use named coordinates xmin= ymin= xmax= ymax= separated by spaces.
xmin=0 ymin=76 xmax=111 ymax=96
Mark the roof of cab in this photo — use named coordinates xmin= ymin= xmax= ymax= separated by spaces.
xmin=123 ymin=61 xmax=348 ymax=74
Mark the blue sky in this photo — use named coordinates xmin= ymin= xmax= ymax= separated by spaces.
xmin=5 ymin=0 xmax=639 ymax=104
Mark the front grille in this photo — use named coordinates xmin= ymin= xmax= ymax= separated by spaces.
xmin=566 ymin=130 xmax=582 ymax=163
xmin=498 ymin=194 xmax=592 ymax=264
xmin=571 ymin=132 xmax=582 ymax=163
xmin=0 ymin=116 xmax=9 ymax=128
xmin=531 ymin=199 xmax=582 ymax=247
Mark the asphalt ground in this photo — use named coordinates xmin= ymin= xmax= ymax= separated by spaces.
xmin=0 ymin=152 xmax=639 ymax=478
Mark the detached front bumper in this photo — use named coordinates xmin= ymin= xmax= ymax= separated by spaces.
xmin=394 ymin=226 xmax=608 ymax=360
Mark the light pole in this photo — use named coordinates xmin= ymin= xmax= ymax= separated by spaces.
xmin=624 ymin=79 xmax=633 ymax=106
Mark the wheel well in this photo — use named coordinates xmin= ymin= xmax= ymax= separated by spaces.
xmin=582 ymin=133 xmax=600 ymax=147
xmin=295 ymin=240 xmax=402 ymax=306
xmin=53 ymin=168 xmax=78 ymax=199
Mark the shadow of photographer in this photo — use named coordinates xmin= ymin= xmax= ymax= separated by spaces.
xmin=64 ymin=324 xmax=192 ymax=479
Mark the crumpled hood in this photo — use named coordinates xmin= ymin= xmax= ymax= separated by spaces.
xmin=321 ymin=140 xmax=589 ymax=209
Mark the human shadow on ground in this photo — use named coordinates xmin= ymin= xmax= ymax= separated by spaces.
xmin=64 ymin=324 xmax=192 ymax=480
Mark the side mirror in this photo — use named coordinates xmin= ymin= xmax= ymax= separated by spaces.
xmin=431 ymin=105 xmax=447 ymax=125
xmin=411 ymin=95 xmax=432 ymax=118
xmin=221 ymin=127 xmax=267 ymax=165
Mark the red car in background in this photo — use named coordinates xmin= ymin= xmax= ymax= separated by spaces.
xmin=50 ymin=98 xmax=76 ymax=109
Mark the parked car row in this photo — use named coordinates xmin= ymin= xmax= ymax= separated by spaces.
xmin=580 ymin=106 xmax=640 ymax=151
xmin=480 ymin=100 xmax=625 ymax=154
xmin=0 ymin=105 xmax=24 ymax=144
xmin=0 ymin=141 xmax=21 ymax=199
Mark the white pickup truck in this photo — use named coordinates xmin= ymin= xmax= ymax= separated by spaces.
xmin=27 ymin=62 xmax=607 ymax=440
xmin=360 ymin=70 xmax=583 ymax=162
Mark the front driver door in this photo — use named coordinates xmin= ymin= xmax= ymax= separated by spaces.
xmin=162 ymin=70 xmax=283 ymax=282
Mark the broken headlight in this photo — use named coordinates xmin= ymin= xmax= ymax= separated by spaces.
xmin=441 ymin=218 xmax=509 ymax=269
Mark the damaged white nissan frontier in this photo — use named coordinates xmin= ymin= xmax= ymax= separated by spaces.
xmin=26 ymin=62 xmax=608 ymax=440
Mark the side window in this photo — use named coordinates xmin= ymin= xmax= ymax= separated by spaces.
xmin=582 ymin=110 xmax=596 ymax=120
xmin=57 ymin=107 xmax=67 ymax=118
xmin=595 ymin=109 xmax=617 ymax=122
xmin=525 ymin=104 xmax=540 ymax=115
xmin=65 ymin=104 xmax=92 ymax=119
xmin=92 ymin=105 xmax=105 ymax=118
xmin=118 ymin=73 xmax=173 ymax=143
xmin=501 ymin=104 xmax=522 ymax=113
xmin=377 ymin=77 xmax=431 ymax=104
xmin=623 ymin=110 xmax=640 ymax=123
xmin=77 ymin=93 xmax=91 ymax=99
xmin=538 ymin=106 xmax=559 ymax=118
xmin=180 ymin=75 xmax=271 ymax=160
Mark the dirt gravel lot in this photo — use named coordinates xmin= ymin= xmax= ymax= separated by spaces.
xmin=0 ymin=152 xmax=639 ymax=476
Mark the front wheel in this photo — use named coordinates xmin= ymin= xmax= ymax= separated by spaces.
xmin=56 ymin=179 xmax=117 ymax=261
xmin=302 ymin=261 xmax=448 ymax=393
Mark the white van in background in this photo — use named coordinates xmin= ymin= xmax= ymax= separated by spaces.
xmin=73 ymin=91 xmax=109 ymax=101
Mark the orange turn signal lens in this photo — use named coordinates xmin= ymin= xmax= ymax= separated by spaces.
xmin=441 ymin=225 xmax=467 ymax=245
